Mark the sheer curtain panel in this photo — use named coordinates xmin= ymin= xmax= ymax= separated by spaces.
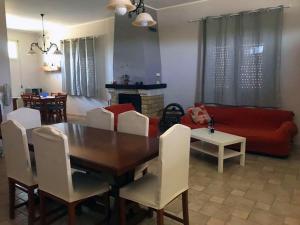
xmin=63 ymin=37 xmax=97 ymax=97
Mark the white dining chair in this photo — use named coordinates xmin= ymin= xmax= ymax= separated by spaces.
xmin=119 ymin=124 xmax=191 ymax=225
xmin=7 ymin=107 xmax=41 ymax=129
xmin=118 ymin=110 xmax=149 ymax=179
xmin=32 ymin=126 xmax=110 ymax=225
xmin=118 ymin=110 xmax=149 ymax=136
xmin=1 ymin=120 xmax=38 ymax=225
xmin=86 ymin=108 xmax=114 ymax=131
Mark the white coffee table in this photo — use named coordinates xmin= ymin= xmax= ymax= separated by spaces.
xmin=190 ymin=128 xmax=246 ymax=173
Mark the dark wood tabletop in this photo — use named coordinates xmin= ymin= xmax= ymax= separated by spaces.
xmin=27 ymin=122 xmax=159 ymax=176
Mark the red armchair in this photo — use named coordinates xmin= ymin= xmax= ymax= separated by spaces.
xmin=181 ymin=104 xmax=298 ymax=157
xmin=105 ymin=103 xmax=159 ymax=137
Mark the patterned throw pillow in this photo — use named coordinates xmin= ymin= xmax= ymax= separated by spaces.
xmin=189 ymin=105 xmax=211 ymax=124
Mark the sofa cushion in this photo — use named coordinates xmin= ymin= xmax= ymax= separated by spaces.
xmin=188 ymin=105 xmax=211 ymax=124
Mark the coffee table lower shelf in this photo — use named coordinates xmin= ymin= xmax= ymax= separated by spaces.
xmin=191 ymin=140 xmax=245 ymax=173
xmin=191 ymin=141 xmax=243 ymax=159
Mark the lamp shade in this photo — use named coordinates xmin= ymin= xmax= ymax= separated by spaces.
xmin=132 ymin=12 xmax=157 ymax=27
xmin=53 ymin=48 xmax=63 ymax=55
xmin=27 ymin=48 xmax=37 ymax=55
xmin=107 ymin=0 xmax=136 ymax=14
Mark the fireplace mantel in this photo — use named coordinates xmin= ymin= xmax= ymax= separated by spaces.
xmin=106 ymin=83 xmax=166 ymax=97
xmin=106 ymin=84 xmax=166 ymax=117
xmin=105 ymin=83 xmax=167 ymax=90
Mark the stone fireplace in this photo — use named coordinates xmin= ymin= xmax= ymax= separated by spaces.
xmin=106 ymin=84 xmax=166 ymax=117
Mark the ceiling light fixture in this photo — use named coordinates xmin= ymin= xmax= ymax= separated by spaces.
xmin=107 ymin=0 xmax=136 ymax=16
xmin=107 ymin=0 xmax=157 ymax=27
xmin=27 ymin=14 xmax=62 ymax=55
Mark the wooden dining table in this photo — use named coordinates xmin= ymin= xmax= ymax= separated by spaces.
xmin=27 ymin=122 xmax=159 ymax=225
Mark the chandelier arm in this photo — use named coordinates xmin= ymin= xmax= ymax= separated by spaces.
xmin=30 ymin=42 xmax=39 ymax=49
xmin=30 ymin=42 xmax=47 ymax=53
xmin=129 ymin=0 xmax=145 ymax=17
xmin=46 ymin=42 xmax=59 ymax=53
xmin=36 ymin=45 xmax=47 ymax=53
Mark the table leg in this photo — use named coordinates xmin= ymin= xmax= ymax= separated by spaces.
xmin=109 ymin=172 xmax=134 ymax=225
xmin=240 ymin=141 xmax=246 ymax=166
xmin=218 ymin=145 xmax=224 ymax=173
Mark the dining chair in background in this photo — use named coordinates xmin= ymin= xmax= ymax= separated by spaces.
xmin=118 ymin=110 xmax=149 ymax=179
xmin=7 ymin=108 xmax=41 ymax=129
xmin=47 ymin=94 xmax=68 ymax=123
xmin=21 ymin=93 xmax=32 ymax=108
xmin=1 ymin=120 xmax=38 ymax=225
xmin=32 ymin=126 xmax=110 ymax=225
xmin=86 ymin=108 xmax=114 ymax=131
xmin=119 ymin=124 xmax=191 ymax=225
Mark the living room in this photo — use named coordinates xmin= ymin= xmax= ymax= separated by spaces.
xmin=0 ymin=0 xmax=300 ymax=225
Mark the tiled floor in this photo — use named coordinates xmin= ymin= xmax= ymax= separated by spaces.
xmin=0 ymin=116 xmax=300 ymax=225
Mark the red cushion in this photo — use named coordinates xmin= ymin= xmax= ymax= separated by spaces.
xmin=187 ymin=105 xmax=211 ymax=124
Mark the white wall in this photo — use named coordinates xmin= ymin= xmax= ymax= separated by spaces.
xmin=44 ymin=17 xmax=115 ymax=116
xmin=0 ymin=0 xmax=12 ymax=116
xmin=7 ymin=29 xmax=44 ymax=97
xmin=157 ymin=0 xmax=300 ymax=144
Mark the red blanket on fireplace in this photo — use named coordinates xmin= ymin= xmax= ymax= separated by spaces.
xmin=105 ymin=103 xmax=159 ymax=137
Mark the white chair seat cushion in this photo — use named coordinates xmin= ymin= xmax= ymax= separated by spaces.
xmin=120 ymin=173 xmax=160 ymax=209
xmin=134 ymin=163 xmax=149 ymax=180
xmin=69 ymin=172 xmax=110 ymax=203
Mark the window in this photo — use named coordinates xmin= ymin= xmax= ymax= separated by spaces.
xmin=200 ymin=7 xmax=283 ymax=107
xmin=8 ymin=41 xmax=18 ymax=59
xmin=240 ymin=44 xmax=264 ymax=89
xmin=63 ymin=37 xmax=98 ymax=97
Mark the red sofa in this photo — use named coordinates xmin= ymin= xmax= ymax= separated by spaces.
xmin=181 ymin=104 xmax=298 ymax=157
xmin=105 ymin=103 xmax=159 ymax=137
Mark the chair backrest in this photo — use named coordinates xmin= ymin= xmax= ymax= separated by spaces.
xmin=105 ymin=103 xmax=136 ymax=129
xmin=54 ymin=95 xmax=67 ymax=108
xmin=157 ymin=124 xmax=191 ymax=208
xmin=21 ymin=94 xmax=32 ymax=107
xmin=117 ymin=110 xmax=149 ymax=136
xmin=1 ymin=120 xmax=35 ymax=185
xmin=86 ymin=108 xmax=114 ymax=131
xmin=7 ymin=108 xmax=41 ymax=129
xmin=32 ymin=126 xmax=73 ymax=201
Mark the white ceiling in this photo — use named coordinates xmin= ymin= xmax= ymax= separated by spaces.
xmin=146 ymin=0 xmax=205 ymax=9
xmin=5 ymin=0 xmax=205 ymax=27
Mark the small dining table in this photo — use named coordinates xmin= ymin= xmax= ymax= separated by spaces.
xmin=27 ymin=122 xmax=160 ymax=225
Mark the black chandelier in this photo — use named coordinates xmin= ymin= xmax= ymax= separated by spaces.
xmin=27 ymin=14 xmax=62 ymax=55
xmin=107 ymin=0 xmax=156 ymax=27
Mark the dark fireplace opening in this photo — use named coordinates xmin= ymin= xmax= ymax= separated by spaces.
xmin=118 ymin=94 xmax=142 ymax=113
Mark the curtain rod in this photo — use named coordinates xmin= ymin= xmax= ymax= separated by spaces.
xmin=188 ymin=5 xmax=290 ymax=23
xmin=62 ymin=36 xmax=100 ymax=41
